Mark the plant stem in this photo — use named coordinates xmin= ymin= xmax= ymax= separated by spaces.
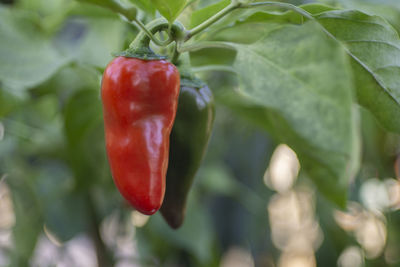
xmin=132 ymin=19 xmax=172 ymax=47
xmin=185 ymin=1 xmax=314 ymax=41
xmin=171 ymin=42 xmax=181 ymax=64
xmin=129 ymin=19 xmax=183 ymax=49
xmin=185 ymin=2 xmax=241 ymax=41
xmin=86 ymin=193 xmax=114 ymax=267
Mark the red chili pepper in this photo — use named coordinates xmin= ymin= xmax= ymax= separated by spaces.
xmin=101 ymin=56 xmax=180 ymax=215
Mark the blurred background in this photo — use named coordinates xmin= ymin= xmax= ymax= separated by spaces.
xmin=1 ymin=0 xmax=400 ymax=266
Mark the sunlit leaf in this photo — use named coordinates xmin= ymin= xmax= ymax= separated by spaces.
xmin=149 ymin=0 xmax=187 ymax=22
xmin=315 ymin=10 xmax=400 ymax=133
xmin=225 ymin=21 xmax=358 ymax=206
xmin=190 ymin=0 xmax=229 ymax=28
xmin=128 ymin=0 xmax=155 ymax=15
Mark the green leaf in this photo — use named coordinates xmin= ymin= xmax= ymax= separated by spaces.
xmin=0 ymin=86 xmax=27 ymax=117
xmin=44 ymin=193 xmax=89 ymax=242
xmin=236 ymin=4 xmax=336 ymax=25
xmin=64 ymin=89 xmax=107 ymax=188
xmin=75 ymin=0 xmax=137 ymax=21
xmin=336 ymin=0 xmax=400 ymax=32
xmin=149 ymin=0 xmax=187 ymax=22
xmin=190 ymin=0 xmax=230 ymax=28
xmin=35 ymin=161 xmax=89 ymax=242
xmin=190 ymin=47 xmax=236 ymax=66
xmin=128 ymin=0 xmax=155 ymax=15
xmin=32 ymin=64 xmax=101 ymax=98
xmin=208 ymin=8 xmax=299 ymax=44
xmin=209 ymin=4 xmax=337 ymax=44
xmin=7 ymin=168 xmax=43 ymax=265
xmin=301 ymin=3 xmax=338 ymax=14
xmin=56 ymin=17 xmax=126 ymax=68
xmin=315 ymin=10 xmax=400 ymax=133
xmin=70 ymin=0 xmax=122 ymax=18
xmin=338 ymin=0 xmax=400 ymax=10
xmin=0 ymin=7 xmax=69 ymax=90
xmin=212 ymin=22 xmax=283 ymax=44
xmin=227 ymin=21 xmax=357 ymax=207
xmin=64 ymin=89 xmax=102 ymax=147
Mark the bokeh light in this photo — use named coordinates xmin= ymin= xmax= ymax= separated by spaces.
xmin=265 ymin=144 xmax=322 ymax=267
xmin=220 ymin=246 xmax=255 ymax=267
xmin=278 ymin=250 xmax=316 ymax=267
xmin=264 ymin=144 xmax=300 ymax=193
xmin=334 ymin=202 xmax=387 ymax=259
xmin=130 ymin=211 xmax=149 ymax=228
xmin=355 ymin=213 xmax=386 ymax=259
xmin=268 ymin=190 xmax=322 ymax=251
xmin=337 ymin=246 xmax=364 ymax=267
xmin=0 ymin=178 xmax=15 ymax=229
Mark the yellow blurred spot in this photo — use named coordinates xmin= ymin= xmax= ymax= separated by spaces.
xmin=0 ymin=178 xmax=15 ymax=229
xmin=355 ymin=213 xmax=386 ymax=259
xmin=278 ymin=251 xmax=316 ymax=267
xmin=268 ymin=190 xmax=322 ymax=251
xmin=337 ymin=246 xmax=364 ymax=267
xmin=334 ymin=202 xmax=387 ymax=259
xmin=264 ymin=144 xmax=300 ymax=193
xmin=220 ymin=246 xmax=255 ymax=267
xmin=130 ymin=211 xmax=149 ymax=228
xmin=43 ymin=225 xmax=63 ymax=247
xmin=334 ymin=202 xmax=363 ymax=232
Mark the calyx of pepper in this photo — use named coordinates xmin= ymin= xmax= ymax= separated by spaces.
xmin=114 ymin=19 xmax=185 ymax=60
xmin=180 ymin=73 xmax=206 ymax=89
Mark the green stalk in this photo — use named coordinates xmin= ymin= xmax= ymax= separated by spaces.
xmin=185 ymin=2 xmax=241 ymax=40
xmin=129 ymin=19 xmax=184 ymax=50
xmin=86 ymin=193 xmax=114 ymax=267
xmin=185 ymin=1 xmax=314 ymax=41
xmin=116 ymin=19 xmax=185 ymax=60
xmin=132 ymin=19 xmax=172 ymax=47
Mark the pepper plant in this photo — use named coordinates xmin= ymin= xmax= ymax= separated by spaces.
xmin=1 ymin=0 xmax=400 ymax=266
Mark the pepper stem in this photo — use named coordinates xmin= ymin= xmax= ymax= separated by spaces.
xmin=185 ymin=1 xmax=314 ymax=41
xmin=115 ymin=19 xmax=185 ymax=60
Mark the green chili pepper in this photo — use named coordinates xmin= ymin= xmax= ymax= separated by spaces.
xmin=161 ymin=75 xmax=215 ymax=229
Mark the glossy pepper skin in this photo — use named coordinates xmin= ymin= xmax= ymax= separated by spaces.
xmin=160 ymin=78 xmax=215 ymax=228
xmin=101 ymin=56 xmax=180 ymax=215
